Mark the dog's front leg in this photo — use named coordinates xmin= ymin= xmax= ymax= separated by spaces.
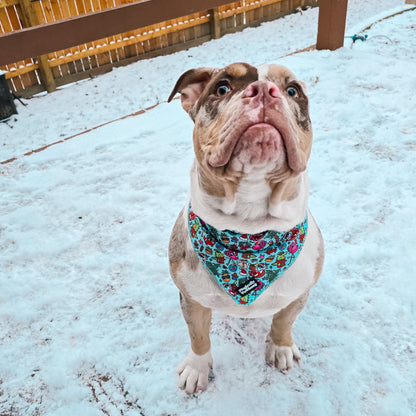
xmin=266 ymin=292 xmax=309 ymax=372
xmin=177 ymin=293 xmax=213 ymax=394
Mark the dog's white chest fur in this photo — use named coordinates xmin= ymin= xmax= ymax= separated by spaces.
xmin=177 ymin=208 xmax=320 ymax=318
xmin=220 ymin=166 xmax=272 ymax=219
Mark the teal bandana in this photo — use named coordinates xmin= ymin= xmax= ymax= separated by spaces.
xmin=188 ymin=204 xmax=308 ymax=305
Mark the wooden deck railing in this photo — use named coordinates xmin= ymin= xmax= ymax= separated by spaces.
xmin=0 ymin=0 xmax=347 ymax=96
xmin=0 ymin=0 xmax=322 ymax=95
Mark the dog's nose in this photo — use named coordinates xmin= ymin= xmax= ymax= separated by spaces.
xmin=243 ymin=81 xmax=282 ymax=99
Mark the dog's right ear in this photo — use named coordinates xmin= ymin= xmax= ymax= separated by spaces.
xmin=168 ymin=67 xmax=214 ymax=115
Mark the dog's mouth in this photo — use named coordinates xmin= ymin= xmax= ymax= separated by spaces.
xmin=208 ymin=122 xmax=286 ymax=169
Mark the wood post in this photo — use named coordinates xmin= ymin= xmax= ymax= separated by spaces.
xmin=18 ymin=0 xmax=56 ymax=92
xmin=209 ymin=8 xmax=221 ymax=39
xmin=36 ymin=55 xmax=56 ymax=92
xmin=316 ymin=0 xmax=348 ymax=50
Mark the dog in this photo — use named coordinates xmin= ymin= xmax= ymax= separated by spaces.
xmin=167 ymin=62 xmax=324 ymax=394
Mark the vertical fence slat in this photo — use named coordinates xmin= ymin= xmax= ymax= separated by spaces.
xmin=167 ymin=17 xmax=180 ymax=47
xmin=244 ymin=2 xmax=256 ymax=26
xmin=210 ymin=8 xmax=220 ymax=38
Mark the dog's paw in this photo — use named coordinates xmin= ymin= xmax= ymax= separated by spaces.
xmin=176 ymin=350 xmax=213 ymax=394
xmin=265 ymin=335 xmax=301 ymax=372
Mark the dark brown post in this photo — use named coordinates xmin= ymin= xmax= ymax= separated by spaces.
xmin=316 ymin=0 xmax=348 ymax=50
xmin=18 ymin=0 xmax=56 ymax=92
xmin=209 ymin=8 xmax=221 ymax=39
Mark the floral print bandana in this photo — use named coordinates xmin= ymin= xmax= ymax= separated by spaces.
xmin=188 ymin=204 xmax=308 ymax=305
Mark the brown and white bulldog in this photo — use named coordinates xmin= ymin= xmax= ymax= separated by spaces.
xmin=168 ymin=62 xmax=324 ymax=394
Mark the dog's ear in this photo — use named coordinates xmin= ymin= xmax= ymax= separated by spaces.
xmin=168 ymin=67 xmax=214 ymax=115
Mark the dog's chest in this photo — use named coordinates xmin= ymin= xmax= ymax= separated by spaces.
xmin=218 ymin=166 xmax=272 ymax=220
xmin=178 ymin=210 xmax=320 ymax=318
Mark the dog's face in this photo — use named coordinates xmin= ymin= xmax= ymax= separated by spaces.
xmin=168 ymin=62 xmax=313 ymax=197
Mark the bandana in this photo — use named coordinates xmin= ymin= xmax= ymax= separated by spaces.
xmin=188 ymin=204 xmax=308 ymax=305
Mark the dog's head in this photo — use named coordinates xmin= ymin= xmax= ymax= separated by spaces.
xmin=168 ymin=62 xmax=313 ymax=197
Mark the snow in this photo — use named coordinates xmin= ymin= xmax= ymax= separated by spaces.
xmin=1 ymin=1 xmax=416 ymax=415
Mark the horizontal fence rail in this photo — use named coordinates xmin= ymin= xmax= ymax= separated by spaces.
xmin=0 ymin=0 xmax=233 ymax=64
xmin=0 ymin=0 xmax=318 ymax=96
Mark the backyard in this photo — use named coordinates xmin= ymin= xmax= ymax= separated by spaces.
xmin=1 ymin=0 xmax=416 ymax=415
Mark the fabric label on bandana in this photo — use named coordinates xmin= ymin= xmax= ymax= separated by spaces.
xmin=188 ymin=204 xmax=308 ymax=305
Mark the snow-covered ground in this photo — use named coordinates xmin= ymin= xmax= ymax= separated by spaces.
xmin=1 ymin=1 xmax=416 ymax=415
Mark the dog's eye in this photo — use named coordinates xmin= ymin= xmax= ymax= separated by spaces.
xmin=216 ymin=83 xmax=231 ymax=96
xmin=286 ymin=86 xmax=299 ymax=98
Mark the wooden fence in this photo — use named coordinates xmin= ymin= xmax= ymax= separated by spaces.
xmin=0 ymin=0 xmax=318 ymax=96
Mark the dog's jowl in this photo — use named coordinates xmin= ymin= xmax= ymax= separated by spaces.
xmin=168 ymin=62 xmax=324 ymax=394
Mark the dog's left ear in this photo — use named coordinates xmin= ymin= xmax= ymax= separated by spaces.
xmin=168 ymin=67 xmax=214 ymax=117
